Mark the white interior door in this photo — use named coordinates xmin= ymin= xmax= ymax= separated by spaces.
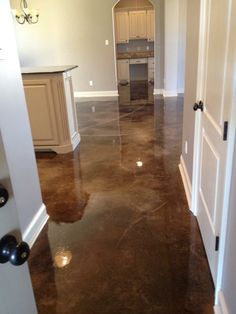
xmin=194 ymin=0 xmax=235 ymax=284
xmin=0 ymin=0 xmax=39 ymax=312
xmin=0 ymin=137 xmax=37 ymax=314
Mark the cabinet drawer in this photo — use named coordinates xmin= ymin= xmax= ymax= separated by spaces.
xmin=130 ymin=58 xmax=147 ymax=64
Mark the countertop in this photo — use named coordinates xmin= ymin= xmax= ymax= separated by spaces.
xmin=117 ymin=51 xmax=154 ymax=60
xmin=21 ymin=65 xmax=78 ymax=74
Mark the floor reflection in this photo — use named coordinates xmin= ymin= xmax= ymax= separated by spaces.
xmin=29 ymin=83 xmax=214 ymax=314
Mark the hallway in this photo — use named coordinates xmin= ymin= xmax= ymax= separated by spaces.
xmin=29 ymin=88 xmax=214 ymax=313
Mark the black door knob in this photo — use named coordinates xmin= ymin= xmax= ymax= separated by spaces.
xmin=193 ymin=101 xmax=204 ymax=112
xmin=0 ymin=235 xmax=30 ymax=266
xmin=0 ymin=184 xmax=9 ymax=208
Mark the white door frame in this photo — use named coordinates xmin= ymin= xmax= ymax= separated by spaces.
xmin=191 ymin=0 xmax=236 ymax=304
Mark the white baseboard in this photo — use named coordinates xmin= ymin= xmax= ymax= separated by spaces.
xmin=214 ymin=291 xmax=229 ymax=314
xmin=153 ymin=89 xmax=164 ymax=95
xmin=72 ymin=131 xmax=81 ymax=150
xmin=23 ymin=203 xmax=49 ymax=248
xmin=74 ymin=90 xmax=119 ymax=98
xmin=178 ymin=88 xmax=184 ymax=94
xmin=214 ymin=306 xmax=222 ymax=314
xmin=163 ymin=90 xmax=178 ymax=97
xmin=179 ymin=155 xmax=192 ymax=209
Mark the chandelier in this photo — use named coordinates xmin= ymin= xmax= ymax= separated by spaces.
xmin=12 ymin=0 xmax=39 ymax=25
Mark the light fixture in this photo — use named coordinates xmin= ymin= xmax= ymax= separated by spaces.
xmin=136 ymin=159 xmax=143 ymax=168
xmin=54 ymin=249 xmax=72 ymax=269
xmin=12 ymin=0 xmax=39 ymax=25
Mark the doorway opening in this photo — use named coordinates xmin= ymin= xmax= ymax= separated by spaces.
xmin=112 ymin=0 xmax=155 ymax=103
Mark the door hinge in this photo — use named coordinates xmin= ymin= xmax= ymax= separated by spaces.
xmin=215 ymin=236 xmax=220 ymax=251
xmin=223 ymin=121 xmax=228 ymax=141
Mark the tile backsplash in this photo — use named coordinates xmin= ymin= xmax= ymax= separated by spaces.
xmin=117 ymin=39 xmax=154 ymax=53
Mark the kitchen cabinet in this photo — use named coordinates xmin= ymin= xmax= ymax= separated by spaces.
xmin=129 ymin=58 xmax=148 ymax=65
xmin=129 ymin=10 xmax=147 ymax=40
xmin=115 ymin=11 xmax=129 ymax=43
xmin=22 ymin=66 xmax=80 ymax=154
xmin=148 ymin=57 xmax=155 ymax=82
xmin=147 ymin=10 xmax=155 ymax=42
xmin=117 ymin=59 xmax=130 ymax=83
xmin=117 ymin=59 xmax=130 ymax=82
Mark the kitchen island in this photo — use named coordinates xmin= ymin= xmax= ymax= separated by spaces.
xmin=22 ymin=66 xmax=80 ymax=154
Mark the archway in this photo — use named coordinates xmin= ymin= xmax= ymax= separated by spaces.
xmin=112 ymin=0 xmax=157 ymax=100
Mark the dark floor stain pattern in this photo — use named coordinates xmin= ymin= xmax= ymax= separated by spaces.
xmin=29 ymin=83 xmax=214 ymax=314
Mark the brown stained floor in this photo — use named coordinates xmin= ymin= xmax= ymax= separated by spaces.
xmin=29 ymin=82 xmax=215 ymax=314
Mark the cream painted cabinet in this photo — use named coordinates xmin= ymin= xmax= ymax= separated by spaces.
xmin=22 ymin=68 xmax=80 ymax=154
xmin=148 ymin=57 xmax=155 ymax=82
xmin=147 ymin=10 xmax=155 ymax=42
xmin=24 ymin=78 xmax=59 ymax=146
xmin=115 ymin=11 xmax=129 ymax=43
xmin=117 ymin=59 xmax=130 ymax=83
xmin=129 ymin=10 xmax=147 ymax=40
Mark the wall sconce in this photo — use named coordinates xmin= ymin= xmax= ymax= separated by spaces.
xmin=12 ymin=0 xmax=39 ymax=25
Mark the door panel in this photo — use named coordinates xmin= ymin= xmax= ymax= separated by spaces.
xmin=196 ymin=0 xmax=234 ymax=283
xmin=200 ymin=132 xmax=219 ymax=222
xmin=205 ymin=0 xmax=230 ymax=126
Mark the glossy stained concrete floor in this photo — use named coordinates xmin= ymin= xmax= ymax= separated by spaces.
xmin=30 ymin=82 xmax=215 ymax=314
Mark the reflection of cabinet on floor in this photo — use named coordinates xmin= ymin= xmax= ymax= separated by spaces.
xmin=117 ymin=59 xmax=130 ymax=83
xmin=22 ymin=66 xmax=80 ymax=154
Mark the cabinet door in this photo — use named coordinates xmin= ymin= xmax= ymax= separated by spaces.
xmin=115 ymin=11 xmax=129 ymax=43
xmin=138 ymin=10 xmax=147 ymax=39
xmin=148 ymin=57 xmax=155 ymax=69
xmin=148 ymin=58 xmax=155 ymax=81
xmin=117 ymin=59 xmax=130 ymax=82
xmin=129 ymin=11 xmax=147 ymax=39
xmin=23 ymin=79 xmax=59 ymax=145
xmin=147 ymin=10 xmax=155 ymax=42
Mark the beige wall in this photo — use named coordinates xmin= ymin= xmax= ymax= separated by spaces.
xmin=177 ymin=0 xmax=187 ymax=91
xmin=10 ymin=0 xmax=118 ymax=93
xmin=10 ymin=0 xmax=165 ymax=93
xmin=164 ymin=0 xmax=179 ymax=95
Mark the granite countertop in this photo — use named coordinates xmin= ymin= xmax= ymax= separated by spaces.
xmin=117 ymin=51 xmax=154 ymax=60
xmin=21 ymin=65 xmax=78 ymax=74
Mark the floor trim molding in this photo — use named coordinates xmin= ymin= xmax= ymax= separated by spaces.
xmin=23 ymin=203 xmax=49 ymax=248
xmin=153 ymin=89 xmax=164 ymax=95
xmin=72 ymin=131 xmax=81 ymax=150
xmin=179 ymin=155 xmax=192 ymax=209
xmin=163 ymin=90 xmax=178 ymax=97
xmin=214 ymin=291 xmax=229 ymax=314
xmin=74 ymin=90 xmax=119 ymax=98
xmin=178 ymin=88 xmax=184 ymax=94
